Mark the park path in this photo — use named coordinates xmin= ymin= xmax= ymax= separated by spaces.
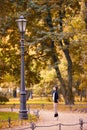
xmin=0 ymin=108 xmax=87 ymax=130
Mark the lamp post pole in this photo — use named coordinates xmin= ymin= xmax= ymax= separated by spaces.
xmin=16 ymin=15 xmax=28 ymax=119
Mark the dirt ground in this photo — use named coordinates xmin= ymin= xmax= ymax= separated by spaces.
xmin=0 ymin=108 xmax=87 ymax=130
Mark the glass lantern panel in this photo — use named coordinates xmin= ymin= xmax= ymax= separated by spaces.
xmin=22 ymin=21 xmax=27 ymax=32
xmin=17 ymin=21 xmax=23 ymax=32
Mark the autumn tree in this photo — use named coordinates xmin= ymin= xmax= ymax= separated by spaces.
xmin=0 ymin=0 xmax=41 ymax=88
xmin=25 ymin=0 xmax=81 ymax=104
xmin=0 ymin=0 xmax=87 ymax=104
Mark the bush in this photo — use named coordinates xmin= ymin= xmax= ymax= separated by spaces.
xmin=46 ymin=97 xmax=52 ymax=102
xmin=0 ymin=92 xmax=9 ymax=104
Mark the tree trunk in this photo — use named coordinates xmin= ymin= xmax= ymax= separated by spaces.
xmin=50 ymin=41 xmax=67 ymax=98
xmin=46 ymin=3 xmax=74 ymax=104
xmin=63 ymin=40 xmax=74 ymax=104
xmin=46 ymin=5 xmax=68 ymax=104
xmin=81 ymin=0 xmax=87 ymax=29
xmin=59 ymin=9 xmax=74 ymax=104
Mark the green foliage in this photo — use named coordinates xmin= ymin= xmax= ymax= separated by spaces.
xmin=0 ymin=111 xmax=37 ymax=129
xmin=0 ymin=111 xmax=37 ymax=121
xmin=0 ymin=112 xmax=18 ymax=120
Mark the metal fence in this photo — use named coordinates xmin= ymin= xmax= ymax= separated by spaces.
xmin=0 ymin=118 xmax=87 ymax=130
xmin=0 ymin=104 xmax=87 ymax=130
xmin=29 ymin=120 xmax=87 ymax=130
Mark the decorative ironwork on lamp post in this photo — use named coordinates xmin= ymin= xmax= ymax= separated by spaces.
xmin=16 ymin=15 xmax=28 ymax=119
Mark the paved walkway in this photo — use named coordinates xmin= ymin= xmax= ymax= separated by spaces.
xmin=0 ymin=108 xmax=87 ymax=130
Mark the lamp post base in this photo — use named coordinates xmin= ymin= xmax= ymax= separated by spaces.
xmin=19 ymin=110 xmax=28 ymax=120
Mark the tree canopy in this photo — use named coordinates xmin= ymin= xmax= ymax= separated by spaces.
xmin=0 ymin=0 xmax=87 ymax=104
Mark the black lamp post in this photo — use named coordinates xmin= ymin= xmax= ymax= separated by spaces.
xmin=16 ymin=15 xmax=28 ymax=119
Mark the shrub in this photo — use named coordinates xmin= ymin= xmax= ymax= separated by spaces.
xmin=0 ymin=92 xmax=9 ymax=104
xmin=46 ymin=97 xmax=52 ymax=102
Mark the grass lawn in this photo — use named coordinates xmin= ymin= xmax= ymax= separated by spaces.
xmin=0 ymin=112 xmax=18 ymax=120
xmin=6 ymin=97 xmax=87 ymax=105
xmin=0 ymin=111 xmax=38 ymax=129
xmin=6 ymin=97 xmax=53 ymax=105
xmin=0 ymin=97 xmax=87 ymax=111
xmin=0 ymin=111 xmax=37 ymax=121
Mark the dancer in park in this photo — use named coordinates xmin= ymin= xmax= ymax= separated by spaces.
xmin=52 ymin=85 xmax=59 ymax=118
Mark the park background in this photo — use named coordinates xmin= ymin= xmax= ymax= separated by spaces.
xmin=0 ymin=0 xmax=87 ymax=107
xmin=0 ymin=0 xmax=87 ymax=129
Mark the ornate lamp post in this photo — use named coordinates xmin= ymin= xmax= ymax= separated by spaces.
xmin=16 ymin=15 xmax=28 ymax=119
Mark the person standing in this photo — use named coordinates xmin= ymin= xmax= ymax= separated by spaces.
xmin=52 ymin=85 xmax=59 ymax=117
